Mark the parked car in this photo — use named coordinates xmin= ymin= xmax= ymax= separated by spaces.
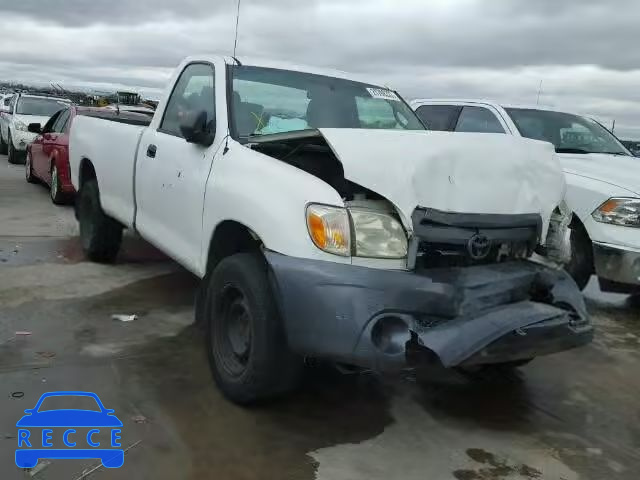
xmin=0 ymin=94 xmax=70 ymax=164
xmin=411 ymin=99 xmax=640 ymax=293
xmin=26 ymin=106 xmax=94 ymax=204
xmin=69 ymin=56 xmax=592 ymax=404
xmin=621 ymin=140 xmax=640 ymax=156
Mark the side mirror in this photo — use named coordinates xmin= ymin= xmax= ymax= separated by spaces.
xmin=28 ymin=123 xmax=42 ymax=134
xmin=180 ymin=110 xmax=215 ymax=146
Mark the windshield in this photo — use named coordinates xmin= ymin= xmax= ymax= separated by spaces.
xmin=37 ymin=395 xmax=101 ymax=412
xmin=506 ymin=108 xmax=630 ymax=155
xmin=230 ymin=65 xmax=424 ymax=139
xmin=17 ymin=97 xmax=69 ymax=116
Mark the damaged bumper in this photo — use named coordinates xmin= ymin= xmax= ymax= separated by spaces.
xmin=266 ymin=252 xmax=593 ymax=371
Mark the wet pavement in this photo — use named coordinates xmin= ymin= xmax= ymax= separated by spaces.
xmin=1 ymin=158 xmax=639 ymax=479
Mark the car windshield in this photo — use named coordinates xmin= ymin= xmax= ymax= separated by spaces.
xmin=230 ymin=65 xmax=424 ymax=139
xmin=17 ymin=97 xmax=69 ymax=116
xmin=37 ymin=395 xmax=101 ymax=412
xmin=506 ymin=108 xmax=630 ymax=156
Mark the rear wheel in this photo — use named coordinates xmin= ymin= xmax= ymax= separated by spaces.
xmin=205 ymin=253 xmax=302 ymax=404
xmin=78 ymin=179 xmax=122 ymax=262
xmin=565 ymin=223 xmax=594 ymax=290
xmin=50 ymin=164 xmax=66 ymax=204
xmin=25 ymin=152 xmax=37 ymax=184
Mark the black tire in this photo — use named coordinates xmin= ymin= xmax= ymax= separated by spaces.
xmin=7 ymin=131 xmax=22 ymax=164
xmin=565 ymin=223 xmax=593 ymax=290
xmin=0 ymin=131 xmax=7 ymax=155
xmin=50 ymin=164 xmax=66 ymax=205
xmin=205 ymin=253 xmax=302 ymax=404
xmin=25 ymin=151 xmax=37 ymax=184
xmin=78 ymin=179 xmax=122 ymax=262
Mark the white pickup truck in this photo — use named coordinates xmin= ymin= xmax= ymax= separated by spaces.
xmin=411 ymin=99 xmax=640 ymax=293
xmin=69 ymin=56 xmax=592 ymax=404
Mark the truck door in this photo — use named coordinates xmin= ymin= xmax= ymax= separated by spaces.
xmin=135 ymin=62 xmax=221 ymax=272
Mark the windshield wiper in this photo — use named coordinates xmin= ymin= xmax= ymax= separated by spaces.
xmin=555 ymin=147 xmax=591 ymax=154
xmin=598 ymin=151 xmax=630 ymax=156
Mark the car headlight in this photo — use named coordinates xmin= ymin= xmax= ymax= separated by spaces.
xmin=306 ymin=204 xmax=351 ymax=256
xmin=14 ymin=120 xmax=27 ymax=131
xmin=306 ymin=204 xmax=408 ymax=258
xmin=592 ymin=198 xmax=640 ymax=228
xmin=349 ymin=208 xmax=408 ymax=258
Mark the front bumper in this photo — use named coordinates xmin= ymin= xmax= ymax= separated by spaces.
xmin=266 ymin=252 xmax=593 ymax=371
xmin=12 ymin=130 xmax=37 ymax=151
xmin=593 ymin=242 xmax=640 ymax=288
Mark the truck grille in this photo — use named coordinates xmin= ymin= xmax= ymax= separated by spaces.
xmin=409 ymin=207 xmax=542 ymax=270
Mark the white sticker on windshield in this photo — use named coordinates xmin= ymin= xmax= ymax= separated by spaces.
xmin=366 ymin=87 xmax=400 ymax=102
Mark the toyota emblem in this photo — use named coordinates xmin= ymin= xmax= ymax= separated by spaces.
xmin=467 ymin=233 xmax=492 ymax=260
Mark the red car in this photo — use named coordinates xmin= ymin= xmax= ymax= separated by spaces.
xmin=25 ymin=105 xmax=79 ymax=204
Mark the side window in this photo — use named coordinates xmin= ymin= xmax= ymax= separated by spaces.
xmin=3 ymin=96 xmax=12 ymax=108
xmin=52 ymin=109 xmax=70 ymax=133
xmin=160 ymin=63 xmax=215 ymax=138
xmin=455 ymin=106 xmax=505 ymax=134
xmin=42 ymin=111 xmax=61 ymax=133
xmin=414 ymin=105 xmax=461 ymax=131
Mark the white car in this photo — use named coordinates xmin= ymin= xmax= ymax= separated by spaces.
xmin=68 ymin=56 xmax=591 ymax=403
xmin=0 ymin=94 xmax=70 ymax=164
xmin=411 ymin=99 xmax=640 ymax=292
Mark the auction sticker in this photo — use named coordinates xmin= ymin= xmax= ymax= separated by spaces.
xmin=366 ymin=87 xmax=400 ymax=101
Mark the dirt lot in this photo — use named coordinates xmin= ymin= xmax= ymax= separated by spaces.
xmin=1 ymin=158 xmax=639 ymax=479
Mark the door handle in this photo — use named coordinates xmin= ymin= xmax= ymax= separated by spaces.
xmin=146 ymin=144 xmax=157 ymax=158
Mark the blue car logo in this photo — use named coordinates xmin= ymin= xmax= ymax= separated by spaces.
xmin=16 ymin=391 xmax=124 ymax=469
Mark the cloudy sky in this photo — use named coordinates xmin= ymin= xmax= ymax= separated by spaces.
xmin=1 ymin=0 xmax=639 ymax=138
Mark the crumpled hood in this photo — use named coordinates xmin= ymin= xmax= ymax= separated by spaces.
xmin=560 ymin=153 xmax=640 ymax=196
xmin=14 ymin=114 xmax=51 ymax=129
xmin=318 ymin=128 xmax=565 ymax=238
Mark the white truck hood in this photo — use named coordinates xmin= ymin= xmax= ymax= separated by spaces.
xmin=318 ymin=129 xmax=565 ymax=238
xmin=560 ymin=153 xmax=640 ymax=196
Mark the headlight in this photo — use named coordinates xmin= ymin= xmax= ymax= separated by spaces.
xmin=350 ymin=209 xmax=408 ymax=258
xmin=592 ymin=198 xmax=640 ymax=228
xmin=306 ymin=204 xmax=408 ymax=258
xmin=14 ymin=120 xmax=27 ymax=131
xmin=306 ymin=204 xmax=351 ymax=256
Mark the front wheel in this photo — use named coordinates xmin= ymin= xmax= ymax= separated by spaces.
xmin=78 ymin=179 xmax=122 ymax=262
xmin=565 ymin=223 xmax=594 ymax=290
xmin=0 ymin=130 xmax=8 ymax=155
xmin=7 ymin=132 xmax=22 ymax=164
xmin=205 ymin=253 xmax=302 ymax=404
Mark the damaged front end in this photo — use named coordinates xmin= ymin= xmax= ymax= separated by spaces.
xmin=266 ymin=206 xmax=592 ymax=372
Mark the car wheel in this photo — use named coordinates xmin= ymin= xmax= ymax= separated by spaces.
xmin=205 ymin=252 xmax=302 ymax=404
xmin=78 ymin=179 xmax=123 ymax=262
xmin=0 ymin=130 xmax=7 ymax=155
xmin=25 ymin=152 xmax=37 ymax=184
xmin=565 ymin=223 xmax=594 ymax=290
xmin=7 ymin=131 xmax=19 ymax=164
xmin=50 ymin=164 xmax=66 ymax=204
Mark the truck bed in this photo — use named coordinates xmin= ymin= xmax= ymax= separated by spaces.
xmin=69 ymin=113 xmax=148 ymax=228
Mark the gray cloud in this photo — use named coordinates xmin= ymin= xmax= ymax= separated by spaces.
xmin=0 ymin=0 xmax=639 ymax=138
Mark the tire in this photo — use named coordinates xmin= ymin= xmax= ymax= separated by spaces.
xmin=78 ymin=179 xmax=122 ymax=262
xmin=7 ymin=131 xmax=22 ymax=164
xmin=565 ymin=223 xmax=593 ymax=290
xmin=205 ymin=252 xmax=302 ymax=404
xmin=50 ymin=164 xmax=66 ymax=204
xmin=25 ymin=151 xmax=37 ymax=184
xmin=0 ymin=130 xmax=7 ymax=155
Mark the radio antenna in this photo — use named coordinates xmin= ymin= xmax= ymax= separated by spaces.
xmin=232 ymin=0 xmax=242 ymax=58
